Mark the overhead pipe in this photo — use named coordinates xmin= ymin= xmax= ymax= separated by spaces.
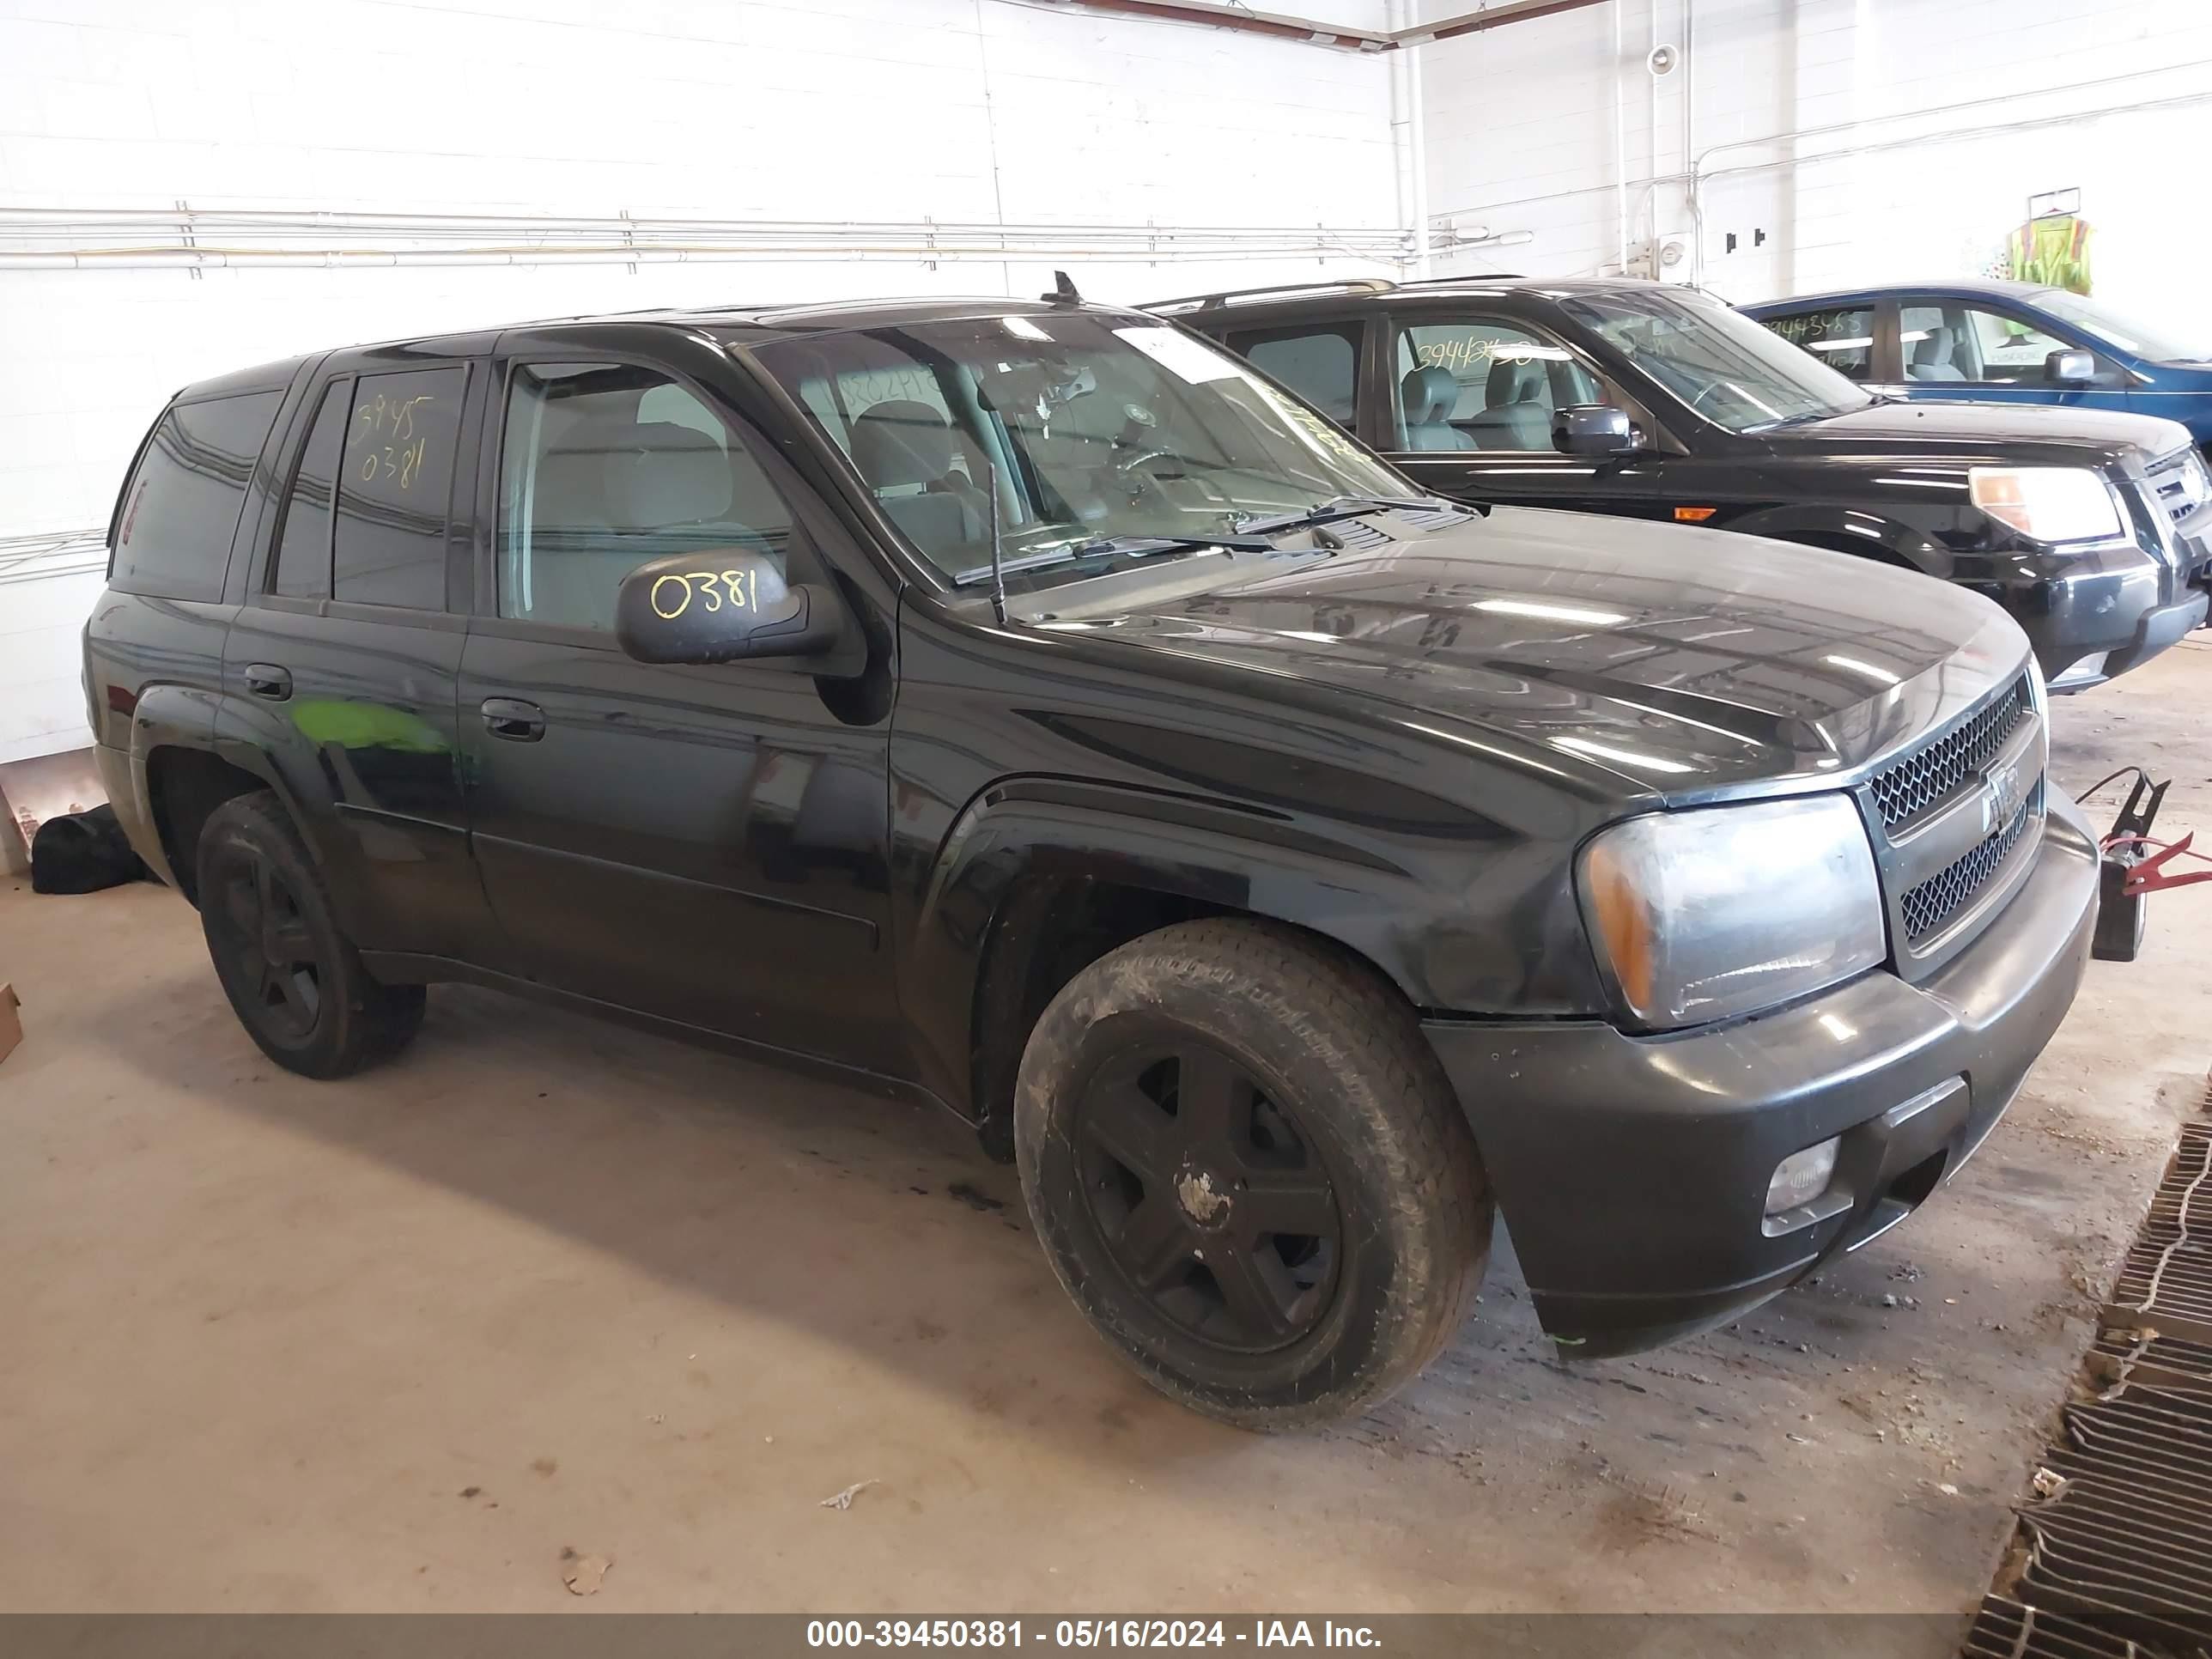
xmin=1017 ymin=0 xmax=1613 ymax=52
xmin=0 ymin=205 xmax=1413 ymax=272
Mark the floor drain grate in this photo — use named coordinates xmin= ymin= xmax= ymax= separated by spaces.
xmin=1962 ymin=1595 xmax=2150 ymax=1658
xmin=2103 ymin=1121 xmax=2212 ymax=1346
xmin=1966 ymin=1083 xmax=2212 ymax=1657
xmin=2090 ymin=1330 xmax=2212 ymax=1395
xmin=2017 ymin=1384 xmax=2212 ymax=1646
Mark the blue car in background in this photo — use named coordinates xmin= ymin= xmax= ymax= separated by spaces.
xmin=1744 ymin=280 xmax=2212 ymax=452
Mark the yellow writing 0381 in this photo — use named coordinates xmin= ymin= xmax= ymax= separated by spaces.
xmin=650 ymin=568 xmax=761 ymax=622
xmin=349 ymin=392 xmax=438 ymax=492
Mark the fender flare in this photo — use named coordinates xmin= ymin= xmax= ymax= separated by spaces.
xmin=896 ymin=774 xmax=1436 ymax=1119
xmin=132 ymin=686 xmax=330 ymax=892
xmin=1723 ymin=503 xmax=1942 ymax=574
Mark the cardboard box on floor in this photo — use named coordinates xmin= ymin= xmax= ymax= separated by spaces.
xmin=0 ymin=983 xmax=20 ymax=1067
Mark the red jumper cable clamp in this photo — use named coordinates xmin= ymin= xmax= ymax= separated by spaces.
xmin=2093 ymin=775 xmax=2212 ymax=961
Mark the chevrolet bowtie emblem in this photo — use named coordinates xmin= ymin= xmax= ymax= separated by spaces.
xmin=1984 ymin=753 xmax=2027 ymax=830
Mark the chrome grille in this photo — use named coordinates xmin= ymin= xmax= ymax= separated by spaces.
xmin=2145 ymin=446 xmax=2211 ymax=528
xmin=1868 ymin=674 xmax=2033 ymax=831
xmin=1899 ymin=784 xmax=2039 ymax=940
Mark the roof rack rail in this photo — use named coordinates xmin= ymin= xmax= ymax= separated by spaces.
xmin=1405 ymin=272 xmax=1525 ymax=283
xmin=1145 ymin=277 xmax=1398 ymax=315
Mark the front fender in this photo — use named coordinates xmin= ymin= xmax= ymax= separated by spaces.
xmin=895 ymin=773 xmax=1604 ymax=1117
xmin=1724 ymin=503 xmax=1946 ymax=574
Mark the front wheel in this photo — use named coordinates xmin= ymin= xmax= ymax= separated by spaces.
xmin=1012 ymin=918 xmax=1492 ymax=1429
xmin=197 ymin=791 xmax=425 ymax=1079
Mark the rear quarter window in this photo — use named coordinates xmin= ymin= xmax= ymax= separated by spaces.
xmin=109 ymin=391 xmax=284 ymax=601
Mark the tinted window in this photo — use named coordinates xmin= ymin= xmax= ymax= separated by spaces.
xmin=270 ymin=379 xmax=349 ymax=599
xmin=1224 ymin=325 xmax=1361 ymax=428
xmin=497 ymin=362 xmax=799 ymax=631
xmin=334 ymin=367 xmax=465 ymax=610
xmin=1394 ymin=319 xmax=1600 ymax=451
xmin=1759 ymin=307 xmax=1876 ymax=381
xmin=110 ymin=391 xmax=283 ymax=601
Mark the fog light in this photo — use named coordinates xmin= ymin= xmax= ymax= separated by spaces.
xmin=1765 ymin=1137 xmax=1840 ymax=1216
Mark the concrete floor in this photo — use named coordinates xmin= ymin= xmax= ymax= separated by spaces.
xmin=3 ymin=641 xmax=2209 ymax=1617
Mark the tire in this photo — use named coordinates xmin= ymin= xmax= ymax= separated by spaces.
xmin=1012 ymin=917 xmax=1492 ymax=1430
xmin=196 ymin=790 xmax=425 ymax=1079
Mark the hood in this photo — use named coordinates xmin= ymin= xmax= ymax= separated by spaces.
xmin=1036 ymin=507 xmax=2027 ymax=802
xmin=1775 ymin=398 xmax=2193 ymax=466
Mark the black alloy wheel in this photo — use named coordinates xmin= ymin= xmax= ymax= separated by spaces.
xmin=196 ymin=790 xmax=426 ymax=1079
xmin=1075 ymin=1039 xmax=1340 ymax=1353
xmin=1014 ymin=918 xmax=1492 ymax=1429
xmin=216 ymin=849 xmax=324 ymax=1043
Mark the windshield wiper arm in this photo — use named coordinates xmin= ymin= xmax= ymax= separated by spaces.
xmin=951 ymin=532 xmax=1269 ymax=587
xmin=1232 ymin=494 xmax=1465 ymax=536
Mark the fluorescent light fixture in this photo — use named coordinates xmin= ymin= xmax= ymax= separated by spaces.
xmin=1474 ymin=598 xmax=1627 ymax=627
xmin=1002 ymin=315 xmax=1052 ymax=342
xmin=1809 ymin=337 xmax=1874 ymax=352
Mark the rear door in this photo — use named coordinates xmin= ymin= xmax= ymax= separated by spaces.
xmin=455 ymin=329 xmax=904 ymax=1073
xmin=222 ymin=347 xmax=501 ymax=963
xmin=1214 ymin=319 xmax=1369 ymax=434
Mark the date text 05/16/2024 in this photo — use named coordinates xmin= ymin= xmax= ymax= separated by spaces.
xmin=805 ymin=1621 xmax=1382 ymax=1650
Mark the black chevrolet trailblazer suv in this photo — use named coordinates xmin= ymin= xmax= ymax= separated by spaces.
xmin=86 ymin=293 xmax=2099 ymax=1427
xmin=1159 ymin=276 xmax=2212 ymax=693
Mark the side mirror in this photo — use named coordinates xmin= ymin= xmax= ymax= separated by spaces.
xmin=614 ymin=551 xmax=846 ymax=666
xmin=1553 ymin=404 xmax=1637 ymax=457
xmin=2045 ymin=347 xmax=2097 ymax=386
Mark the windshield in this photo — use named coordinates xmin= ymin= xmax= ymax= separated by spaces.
xmin=2031 ymin=289 xmax=2207 ymax=364
xmin=1561 ymin=289 xmax=1873 ymax=431
xmin=747 ymin=313 xmax=1413 ymax=590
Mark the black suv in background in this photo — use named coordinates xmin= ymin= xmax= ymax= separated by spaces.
xmin=1160 ymin=276 xmax=2212 ymax=691
xmin=88 ymin=295 xmax=2097 ymax=1427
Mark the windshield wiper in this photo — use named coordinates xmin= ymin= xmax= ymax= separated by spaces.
xmin=1231 ymin=494 xmax=1468 ymax=536
xmin=951 ymin=532 xmax=1270 ymax=587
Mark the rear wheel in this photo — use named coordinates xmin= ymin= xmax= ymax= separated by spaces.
xmin=1013 ymin=918 xmax=1491 ymax=1429
xmin=197 ymin=791 xmax=424 ymax=1079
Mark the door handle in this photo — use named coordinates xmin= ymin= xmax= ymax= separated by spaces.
xmin=242 ymin=663 xmax=292 ymax=701
xmin=480 ymin=696 xmax=547 ymax=742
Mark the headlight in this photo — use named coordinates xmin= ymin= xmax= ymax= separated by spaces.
xmin=1578 ymin=795 xmax=1886 ymax=1030
xmin=1967 ymin=466 xmax=2124 ymax=544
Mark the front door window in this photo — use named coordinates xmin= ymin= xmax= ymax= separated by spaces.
xmin=1900 ymin=303 xmax=2074 ymax=386
xmin=1391 ymin=320 xmax=1600 ymax=452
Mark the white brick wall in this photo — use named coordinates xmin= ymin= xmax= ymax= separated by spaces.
xmin=0 ymin=0 xmax=1397 ymax=760
xmin=1419 ymin=0 xmax=2212 ymax=319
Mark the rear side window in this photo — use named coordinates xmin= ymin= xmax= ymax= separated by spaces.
xmin=1224 ymin=325 xmax=1363 ymax=429
xmin=270 ymin=379 xmax=349 ymax=599
xmin=1759 ymin=307 xmax=1876 ymax=381
xmin=110 ymin=391 xmax=283 ymax=601
xmin=332 ymin=367 xmax=465 ymax=609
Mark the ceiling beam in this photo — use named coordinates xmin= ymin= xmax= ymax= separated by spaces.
xmin=1012 ymin=0 xmax=1613 ymax=51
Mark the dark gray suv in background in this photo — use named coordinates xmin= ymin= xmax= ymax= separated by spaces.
xmin=1162 ymin=276 xmax=2211 ymax=692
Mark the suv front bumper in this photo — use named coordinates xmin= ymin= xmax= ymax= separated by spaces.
xmin=1423 ymin=793 xmax=2100 ymax=1357
xmin=1990 ymin=538 xmax=2209 ymax=691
